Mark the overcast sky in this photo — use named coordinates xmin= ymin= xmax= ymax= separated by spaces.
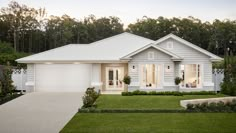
xmin=0 ymin=0 xmax=236 ymax=26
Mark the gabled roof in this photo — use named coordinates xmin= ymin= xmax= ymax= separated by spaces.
xmin=16 ymin=32 xmax=223 ymax=63
xmin=154 ymin=33 xmax=223 ymax=61
xmin=16 ymin=32 xmax=154 ymax=63
xmin=121 ymin=43 xmax=183 ymax=61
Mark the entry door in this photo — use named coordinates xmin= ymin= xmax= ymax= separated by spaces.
xmin=106 ymin=67 xmax=124 ymax=90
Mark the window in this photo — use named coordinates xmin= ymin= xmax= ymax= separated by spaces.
xmin=140 ymin=64 xmax=162 ymax=88
xmin=180 ymin=64 xmax=201 ymax=88
xmin=166 ymin=41 xmax=173 ymax=49
xmin=148 ymin=51 xmax=154 ymax=60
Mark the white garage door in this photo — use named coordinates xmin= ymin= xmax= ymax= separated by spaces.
xmin=35 ymin=64 xmax=92 ymax=92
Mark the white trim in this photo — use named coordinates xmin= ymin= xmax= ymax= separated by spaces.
xmin=138 ymin=63 xmax=163 ymax=89
xmin=33 ymin=64 xmax=36 ymax=92
xmin=203 ymin=82 xmax=214 ymax=86
xmin=179 ymin=63 xmax=204 ymax=89
xmin=154 ymin=33 xmax=223 ymax=61
xmin=105 ymin=67 xmax=124 ymax=90
xmin=121 ymin=43 xmax=182 ymax=60
xmin=17 ymin=60 xmax=129 ymax=64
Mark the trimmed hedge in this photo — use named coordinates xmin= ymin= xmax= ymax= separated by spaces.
xmin=122 ymin=90 xmax=216 ymax=96
xmin=78 ymin=107 xmax=236 ymax=113
xmin=187 ymin=99 xmax=236 ymax=112
xmin=78 ymin=108 xmax=187 ymax=113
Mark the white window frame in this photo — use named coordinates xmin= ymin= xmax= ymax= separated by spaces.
xmin=105 ymin=67 xmax=124 ymax=90
xmin=179 ymin=63 xmax=203 ymax=89
xmin=139 ymin=63 xmax=163 ymax=89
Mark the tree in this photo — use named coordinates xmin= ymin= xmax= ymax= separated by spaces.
xmin=1 ymin=62 xmax=14 ymax=96
xmin=0 ymin=1 xmax=42 ymax=52
xmin=221 ymin=56 xmax=236 ymax=96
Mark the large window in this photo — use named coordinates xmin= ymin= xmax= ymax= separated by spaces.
xmin=140 ymin=64 xmax=161 ymax=88
xmin=180 ymin=64 xmax=201 ymax=88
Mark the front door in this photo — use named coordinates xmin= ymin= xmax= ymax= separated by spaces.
xmin=106 ymin=67 xmax=124 ymax=90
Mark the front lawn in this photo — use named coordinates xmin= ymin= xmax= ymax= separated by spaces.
xmin=61 ymin=113 xmax=236 ymax=133
xmin=96 ymin=94 xmax=225 ymax=109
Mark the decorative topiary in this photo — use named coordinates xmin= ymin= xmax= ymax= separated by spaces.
xmin=123 ymin=75 xmax=131 ymax=85
xmin=174 ymin=77 xmax=182 ymax=85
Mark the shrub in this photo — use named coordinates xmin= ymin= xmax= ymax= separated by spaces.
xmin=121 ymin=90 xmax=215 ymax=96
xmin=173 ymin=92 xmax=183 ymax=96
xmin=139 ymin=91 xmax=147 ymax=95
xmin=174 ymin=77 xmax=182 ymax=85
xmin=0 ymin=63 xmax=15 ymax=96
xmin=78 ymin=108 xmax=187 ymax=113
xmin=121 ymin=92 xmax=133 ymax=96
xmin=0 ymin=81 xmax=2 ymax=93
xmin=0 ymin=93 xmax=23 ymax=105
xmin=82 ymin=87 xmax=100 ymax=108
xmin=186 ymin=100 xmax=236 ymax=112
xmin=186 ymin=104 xmax=194 ymax=111
xmin=132 ymin=90 xmax=140 ymax=95
xmin=221 ymin=56 xmax=236 ymax=96
xmin=148 ymin=91 xmax=157 ymax=95
xmin=123 ymin=75 xmax=131 ymax=85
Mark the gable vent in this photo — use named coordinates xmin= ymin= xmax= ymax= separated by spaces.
xmin=166 ymin=41 xmax=173 ymax=49
xmin=148 ymin=51 xmax=155 ymax=60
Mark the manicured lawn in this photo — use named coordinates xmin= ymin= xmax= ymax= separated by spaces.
xmin=96 ymin=94 xmax=225 ymax=109
xmin=61 ymin=113 xmax=236 ymax=133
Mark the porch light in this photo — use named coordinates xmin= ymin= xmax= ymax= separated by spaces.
xmin=132 ymin=65 xmax=135 ymax=69
xmin=168 ymin=66 xmax=170 ymax=69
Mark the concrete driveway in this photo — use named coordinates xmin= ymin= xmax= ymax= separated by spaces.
xmin=0 ymin=92 xmax=83 ymax=133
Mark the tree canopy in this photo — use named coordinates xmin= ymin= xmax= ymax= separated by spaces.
xmin=0 ymin=1 xmax=236 ymax=56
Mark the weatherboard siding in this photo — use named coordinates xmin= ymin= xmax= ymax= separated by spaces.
xmin=129 ymin=47 xmax=174 ymax=84
xmin=158 ymin=38 xmax=213 ymax=83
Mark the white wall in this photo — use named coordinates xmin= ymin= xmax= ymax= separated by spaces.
xmin=158 ymin=38 xmax=213 ymax=84
xmin=129 ymin=47 xmax=174 ymax=87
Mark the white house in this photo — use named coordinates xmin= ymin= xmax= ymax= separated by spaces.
xmin=16 ymin=32 xmax=223 ymax=93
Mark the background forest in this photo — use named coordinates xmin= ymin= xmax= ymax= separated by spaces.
xmin=0 ymin=1 xmax=236 ymax=66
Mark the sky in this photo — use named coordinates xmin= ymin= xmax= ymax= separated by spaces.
xmin=0 ymin=0 xmax=236 ymax=27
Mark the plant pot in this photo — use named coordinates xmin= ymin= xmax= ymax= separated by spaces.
xmin=176 ymin=85 xmax=180 ymax=92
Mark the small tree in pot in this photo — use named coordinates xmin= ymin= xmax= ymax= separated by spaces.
xmin=175 ymin=77 xmax=182 ymax=92
xmin=123 ymin=75 xmax=131 ymax=92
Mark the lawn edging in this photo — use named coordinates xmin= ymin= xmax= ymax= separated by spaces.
xmin=121 ymin=90 xmax=217 ymax=96
xmin=78 ymin=108 xmax=236 ymax=113
xmin=78 ymin=108 xmax=187 ymax=113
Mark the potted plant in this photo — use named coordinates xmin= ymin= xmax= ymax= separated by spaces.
xmin=175 ymin=77 xmax=182 ymax=92
xmin=123 ymin=75 xmax=131 ymax=92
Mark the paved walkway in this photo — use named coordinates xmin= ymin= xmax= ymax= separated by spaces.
xmin=0 ymin=92 xmax=83 ymax=133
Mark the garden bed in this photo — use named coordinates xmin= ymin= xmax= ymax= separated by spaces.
xmin=0 ymin=93 xmax=23 ymax=105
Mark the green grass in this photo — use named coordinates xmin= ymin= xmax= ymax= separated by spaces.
xmin=61 ymin=113 xmax=236 ymax=133
xmin=96 ymin=94 xmax=225 ymax=109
